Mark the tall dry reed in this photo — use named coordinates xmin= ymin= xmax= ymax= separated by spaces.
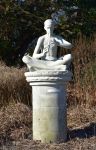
xmin=0 ymin=62 xmax=31 ymax=107
xmin=0 ymin=35 xmax=96 ymax=107
xmin=67 ymin=35 xmax=96 ymax=107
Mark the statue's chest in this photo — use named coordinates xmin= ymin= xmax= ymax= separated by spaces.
xmin=43 ymin=38 xmax=57 ymax=49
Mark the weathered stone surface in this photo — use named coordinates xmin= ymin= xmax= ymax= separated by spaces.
xmin=23 ymin=19 xmax=73 ymax=143
xmin=25 ymin=70 xmax=72 ymax=143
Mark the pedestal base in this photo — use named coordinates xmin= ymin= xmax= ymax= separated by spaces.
xmin=25 ymin=70 xmax=72 ymax=143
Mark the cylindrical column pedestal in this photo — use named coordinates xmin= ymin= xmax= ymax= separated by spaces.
xmin=25 ymin=70 xmax=72 ymax=143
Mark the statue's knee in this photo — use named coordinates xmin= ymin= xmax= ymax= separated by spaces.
xmin=22 ymin=55 xmax=31 ymax=64
xmin=67 ymin=54 xmax=72 ymax=61
xmin=63 ymin=54 xmax=72 ymax=61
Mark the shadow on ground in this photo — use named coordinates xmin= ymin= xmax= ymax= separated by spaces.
xmin=68 ymin=122 xmax=96 ymax=140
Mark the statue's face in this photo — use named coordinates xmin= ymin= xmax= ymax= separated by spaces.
xmin=44 ymin=19 xmax=54 ymax=34
xmin=44 ymin=25 xmax=54 ymax=34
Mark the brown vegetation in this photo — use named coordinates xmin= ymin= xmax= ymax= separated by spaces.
xmin=68 ymin=35 xmax=96 ymax=107
xmin=0 ymin=62 xmax=31 ymax=107
xmin=0 ymin=36 xmax=96 ymax=149
xmin=0 ymin=36 xmax=96 ymax=107
xmin=0 ymin=103 xmax=96 ymax=149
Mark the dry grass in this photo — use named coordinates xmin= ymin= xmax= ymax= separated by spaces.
xmin=67 ymin=35 xmax=96 ymax=107
xmin=0 ymin=103 xmax=32 ymax=144
xmin=0 ymin=103 xmax=95 ymax=149
xmin=0 ymin=62 xmax=31 ymax=107
xmin=0 ymin=36 xmax=96 ymax=149
xmin=0 ymin=36 xmax=96 ymax=107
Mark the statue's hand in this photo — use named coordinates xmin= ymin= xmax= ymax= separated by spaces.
xmin=42 ymin=49 xmax=48 ymax=57
xmin=33 ymin=49 xmax=48 ymax=59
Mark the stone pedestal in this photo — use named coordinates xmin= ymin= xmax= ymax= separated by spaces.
xmin=25 ymin=70 xmax=72 ymax=143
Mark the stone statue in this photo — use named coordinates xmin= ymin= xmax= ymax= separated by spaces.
xmin=23 ymin=19 xmax=73 ymax=143
xmin=22 ymin=19 xmax=73 ymax=71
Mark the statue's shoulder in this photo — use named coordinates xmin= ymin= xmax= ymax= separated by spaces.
xmin=38 ymin=35 xmax=45 ymax=41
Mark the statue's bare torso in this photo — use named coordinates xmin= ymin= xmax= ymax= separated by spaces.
xmin=22 ymin=19 xmax=73 ymax=71
xmin=38 ymin=34 xmax=59 ymax=60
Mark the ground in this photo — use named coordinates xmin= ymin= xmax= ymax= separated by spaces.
xmin=0 ymin=103 xmax=96 ymax=150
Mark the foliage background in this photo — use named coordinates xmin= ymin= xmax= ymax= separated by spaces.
xmin=0 ymin=0 xmax=96 ymax=65
xmin=0 ymin=1 xmax=96 ymax=148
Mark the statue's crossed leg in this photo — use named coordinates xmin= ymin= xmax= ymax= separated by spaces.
xmin=22 ymin=54 xmax=72 ymax=71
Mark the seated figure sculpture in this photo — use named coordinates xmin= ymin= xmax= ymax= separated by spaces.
xmin=22 ymin=19 xmax=73 ymax=71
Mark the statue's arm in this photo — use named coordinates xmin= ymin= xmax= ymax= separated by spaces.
xmin=56 ymin=36 xmax=73 ymax=49
xmin=33 ymin=36 xmax=45 ymax=59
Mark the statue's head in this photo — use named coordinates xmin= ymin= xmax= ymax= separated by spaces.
xmin=44 ymin=19 xmax=54 ymax=33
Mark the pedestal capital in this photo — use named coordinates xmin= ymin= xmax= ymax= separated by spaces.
xmin=24 ymin=70 xmax=72 ymax=86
